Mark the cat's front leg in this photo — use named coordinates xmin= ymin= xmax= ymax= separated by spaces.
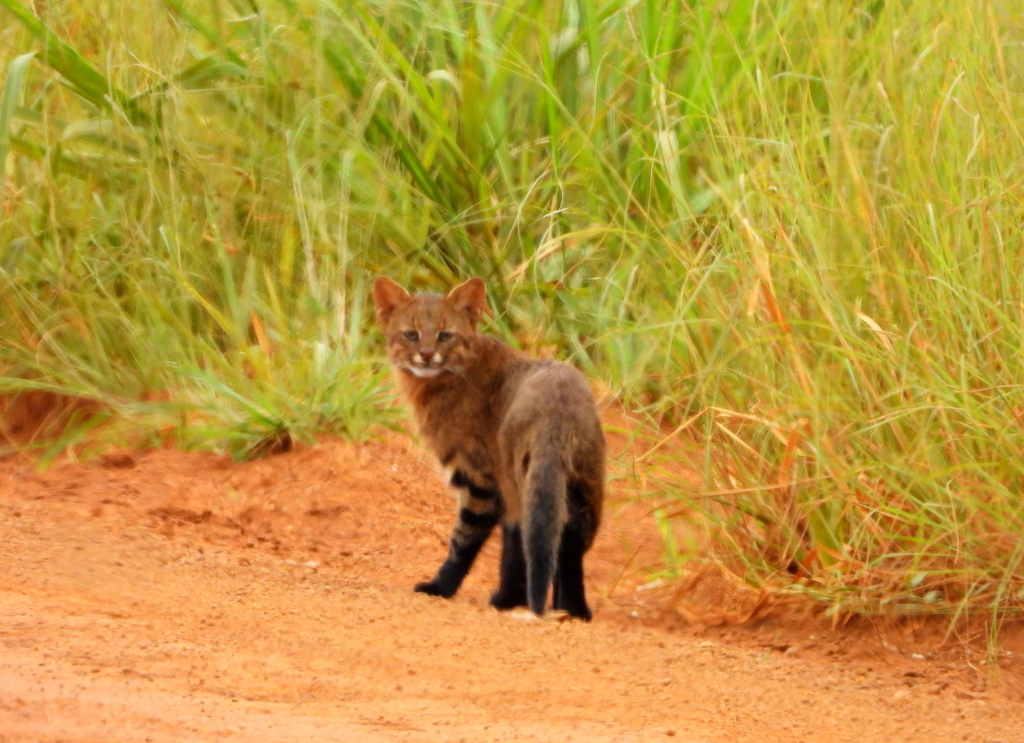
xmin=415 ymin=470 xmax=501 ymax=598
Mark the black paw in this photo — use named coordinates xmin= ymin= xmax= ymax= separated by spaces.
xmin=489 ymin=589 xmax=528 ymax=610
xmin=414 ymin=580 xmax=456 ymax=598
xmin=571 ymin=605 xmax=593 ymax=622
xmin=560 ymin=603 xmax=592 ymax=621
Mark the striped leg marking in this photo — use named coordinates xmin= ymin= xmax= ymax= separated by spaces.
xmin=414 ymin=471 xmax=501 ymax=598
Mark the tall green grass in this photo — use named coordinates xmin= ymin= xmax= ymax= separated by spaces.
xmin=2 ymin=0 xmax=1023 ymax=619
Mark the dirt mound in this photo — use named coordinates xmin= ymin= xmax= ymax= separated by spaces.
xmin=0 ymin=390 xmax=102 ymax=448
xmin=0 ymin=431 xmax=1022 ymax=741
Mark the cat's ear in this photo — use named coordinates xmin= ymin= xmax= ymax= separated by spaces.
xmin=446 ymin=277 xmax=487 ymax=327
xmin=373 ymin=277 xmax=412 ymax=325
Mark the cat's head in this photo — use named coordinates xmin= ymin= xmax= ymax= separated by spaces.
xmin=372 ymin=277 xmax=487 ymax=379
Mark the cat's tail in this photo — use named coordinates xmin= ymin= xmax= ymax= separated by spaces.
xmin=522 ymin=450 xmax=568 ymax=616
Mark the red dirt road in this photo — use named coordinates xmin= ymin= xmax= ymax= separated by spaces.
xmin=1 ymin=432 xmax=1023 ymax=742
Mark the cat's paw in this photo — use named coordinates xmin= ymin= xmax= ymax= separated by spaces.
xmin=489 ymin=589 xmax=528 ymax=610
xmin=414 ymin=580 xmax=456 ymax=598
xmin=555 ymin=600 xmax=592 ymax=622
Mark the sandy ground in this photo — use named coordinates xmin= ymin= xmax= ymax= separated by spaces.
xmin=1 ymin=429 xmax=1023 ymax=743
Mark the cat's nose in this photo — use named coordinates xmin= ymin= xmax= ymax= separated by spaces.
xmin=419 ymin=348 xmax=436 ymax=362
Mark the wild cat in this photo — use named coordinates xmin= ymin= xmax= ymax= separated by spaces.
xmin=372 ymin=276 xmax=605 ymax=620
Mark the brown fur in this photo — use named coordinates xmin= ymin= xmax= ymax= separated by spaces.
xmin=373 ymin=276 xmax=605 ymax=619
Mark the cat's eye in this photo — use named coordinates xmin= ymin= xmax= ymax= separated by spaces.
xmin=437 ymin=330 xmax=454 ymax=343
xmin=403 ymin=329 xmax=419 ymax=341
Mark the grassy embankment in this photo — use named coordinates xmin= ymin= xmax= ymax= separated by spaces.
xmin=2 ymin=0 xmax=1023 ymax=623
